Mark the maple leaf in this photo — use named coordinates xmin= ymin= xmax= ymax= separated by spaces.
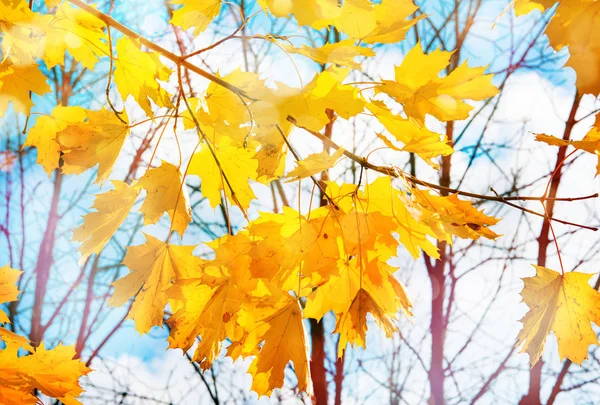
xmin=540 ymin=1 xmax=600 ymax=95
xmin=114 ymin=37 xmax=173 ymax=117
xmin=188 ymin=137 xmax=259 ymax=210
xmin=18 ymin=343 xmax=91 ymax=405
xmin=0 ymin=60 xmax=50 ymax=116
xmin=517 ymin=265 xmax=600 ymax=365
xmin=257 ymin=0 xmax=340 ymax=29
xmin=0 ymin=265 xmax=22 ymax=324
xmin=252 ymin=66 xmax=365 ymax=132
xmin=333 ymin=0 xmax=422 ymax=44
xmin=72 ymin=181 xmax=139 ymax=262
xmin=367 ymin=101 xmax=453 ymax=167
xmin=407 ymin=188 xmax=500 ymax=242
xmin=286 ymin=147 xmax=345 ymax=181
xmin=138 ymin=161 xmax=192 ymax=237
xmin=170 ymin=0 xmax=221 ymax=36
xmin=376 ymin=44 xmax=498 ymax=122
xmin=0 ymin=338 xmax=91 ymax=405
xmin=57 ymin=108 xmax=130 ymax=183
xmin=245 ymin=294 xmax=311 ymax=396
xmin=305 ymin=258 xmax=412 ymax=356
xmin=0 ymin=0 xmax=47 ymax=64
xmin=253 ymin=125 xmax=288 ymax=182
xmin=202 ymin=69 xmax=274 ymax=128
xmin=513 ymin=0 xmax=548 ymax=16
xmin=24 ymin=105 xmax=87 ymax=175
xmin=283 ymin=38 xmax=376 ymax=69
xmin=326 ymin=177 xmax=440 ymax=259
xmin=110 ymin=234 xmax=202 ymax=334
xmin=536 ymin=130 xmax=600 ymax=175
xmin=167 ymin=273 xmax=246 ymax=370
xmin=43 ymin=3 xmax=108 ymax=70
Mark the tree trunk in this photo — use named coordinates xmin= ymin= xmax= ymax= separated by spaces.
xmin=520 ymin=92 xmax=580 ymax=405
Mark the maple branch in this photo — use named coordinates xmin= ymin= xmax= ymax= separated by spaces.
xmin=287 ymin=117 xmax=598 ymax=231
xmin=67 ymin=0 xmax=253 ymax=100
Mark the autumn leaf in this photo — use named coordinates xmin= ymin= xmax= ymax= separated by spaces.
xmin=0 ymin=265 xmax=22 ymax=324
xmin=246 ymin=294 xmax=311 ymax=396
xmin=43 ymin=3 xmax=108 ymax=70
xmin=253 ymin=125 xmax=288 ymax=182
xmin=257 ymin=0 xmax=340 ymax=29
xmin=376 ymin=44 xmax=498 ymax=122
xmin=539 ymin=1 xmax=600 ymax=95
xmin=356 ymin=176 xmax=439 ymax=259
xmin=333 ymin=0 xmax=421 ymax=44
xmin=188 ymin=137 xmax=259 ymax=210
xmin=110 ymin=234 xmax=203 ymax=334
xmin=283 ymin=38 xmax=375 ymax=69
xmin=517 ymin=265 xmax=600 ymax=365
xmin=114 ymin=37 xmax=173 ymax=117
xmin=513 ymin=0 xmax=548 ymax=16
xmin=0 ymin=60 xmax=50 ymax=116
xmin=72 ymin=181 xmax=139 ymax=262
xmin=24 ymin=105 xmax=87 ymax=175
xmin=407 ymin=188 xmax=500 ymax=242
xmin=536 ymin=130 xmax=600 ymax=175
xmin=0 ymin=1 xmax=47 ymax=64
xmin=170 ymin=0 xmax=221 ymax=36
xmin=0 ymin=339 xmax=91 ymax=405
xmin=167 ymin=271 xmax=247 ymax=370
xmin=138 ymin=161 xmax=192 ymax=237
xmin=286 ymin=147 xmax=345 ymax=181
xmin=57 ymin=108 xmax=130 ymax=183
xmin=367 ymin=101 xmax=453 ymax=167
xmin=254 ymin=66 xmax=364 ymax=131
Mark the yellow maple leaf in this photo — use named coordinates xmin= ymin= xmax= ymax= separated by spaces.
xmin=0 ymin=60 xmax=50 ymax=116
xmin=167 ymin=271 xmax=249 ymax=370
xmin=0 ymin=0 xmax=47 ymax=64
xmin=18 ymin=343 xmax=91 ymax=405
xmin=517 ymin=265 xmax=600 ymax=365
xmin=57 ymin=108 xmax=130 ymax=183
xmin=513 ymin=0 xmax=548 ymax=16
xmin=138 ymin=161 xmax=192 ymax=237
xmin=188 ymin=137 xmax=259 ymax=210
xmin=540 ymin=1 xmax=600 ymax=95
xmin=110 ymin=234 xmax=202 ymax=334
xmin=367 ymin=101 xmax=453 ymax=167
xmin=246 ymin=294 xmax=311 ymax=396
xmin=72 ymin=181 xmax=139 ymax=262
xmin=285 ymin=66 xmax=364 ymax=131
xmin=283 ymin=38 xmax=375 ymax=69
xmin=536 ymin=129 xmax=600 ymax=175
xmin=286 ymin=147 xmax=345 ymax=181
xmin=253 ymin=125 xmax=288 ymax=183
xmin=24 ymin=105 xmax=87 ymax=175
xmin=114 ymin=37 xmax=173 ymax=117
xmin=333 ymin=0 xmax=421 ymax=44
xmin=305 ymin=258 xmax=412 ymax=356
xmin=170 ymin=0 xmax=221 ymax=36
xmin=202 ymin=69 xmax=275 ymax=128
xmin=42 ymin=3 xmax=108 ymax=70
xmin=0 ymin=338 xmax=91 ymax=405
xmin=335 ymin=288 xmax=397 ymax=356
xmin=257 ymin=0 xmax=340 ymax=29
xmin=356 ymin=176 xmax=439 ymax=259
xmin=0 ymin=265 xmax=22 ymax=324
xmin=407 ymin=188 xmax=500 ymax=242
xmin=376 ymin=44 xmax=498 ymax=122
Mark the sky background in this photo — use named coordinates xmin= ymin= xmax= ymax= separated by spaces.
xmin=2 ymin=0 xmax=600 ymax=404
